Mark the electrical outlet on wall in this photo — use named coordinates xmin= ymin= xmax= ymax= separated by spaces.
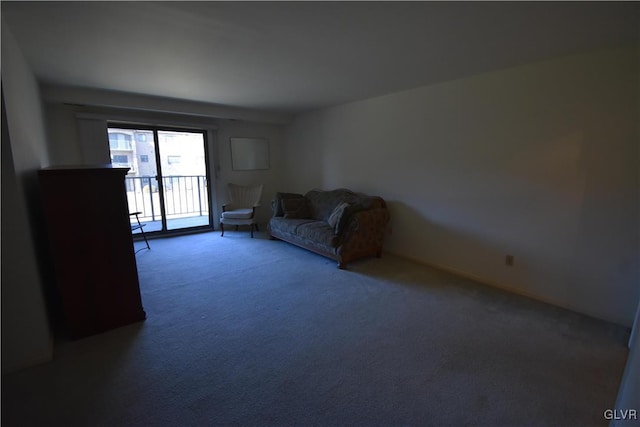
xmin=505 ymin=255 xmax=514 ymax=266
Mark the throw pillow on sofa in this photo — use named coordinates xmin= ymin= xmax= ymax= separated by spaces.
xmin=274 ymin=192 xmax=304 ymax=216
xmin=282 ymin=197 xmax=311 ymax=219
xmin=327 ymin=202 xmax=350 ymax=232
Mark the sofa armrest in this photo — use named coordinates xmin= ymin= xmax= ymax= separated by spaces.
xmin=340 ymin=207 xmax=390 ymax=249
xmin=270 ymin=199 xmax=280 ymax=216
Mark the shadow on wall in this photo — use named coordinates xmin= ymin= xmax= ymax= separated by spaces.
xmin=382 ymin=198 xmax=637 ymax=327
xmin=22 ymin=169 xmax=65 ymax=336
xmin=384 ymin=200 xmax=508 ymax=262
xmin=382 ymin=200 xmax=539 ymax=290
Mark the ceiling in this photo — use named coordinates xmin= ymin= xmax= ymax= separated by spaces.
xmin=2 ymin=1 xmax=639 ymax=114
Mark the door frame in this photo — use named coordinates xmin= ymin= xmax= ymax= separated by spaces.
xmin=107 ymin=122 xmax=214 ymax=236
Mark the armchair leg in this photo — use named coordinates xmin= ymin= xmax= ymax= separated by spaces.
xmin=140 ymin=228 xmax=150 ymax=250
xmin=250 ymin=224 xmax=254 ymax=238
xmin=220 ymin=223 xmax=225 ymax=236
xmin=130 ymin=212 xmax=150 ymax=252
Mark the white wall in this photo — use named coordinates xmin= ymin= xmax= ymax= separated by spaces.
xmin=284 ymin=46 xmax=639 ymax=327
xmin=283 ymin=111 xmax=325 ymax=191
xmin=44 ymin=103 xmax=85 ymax=165
xmin=214 ymin=120 xmax=285 ymax=227
xmin=1 ymin=21 xmax=53 ymax=372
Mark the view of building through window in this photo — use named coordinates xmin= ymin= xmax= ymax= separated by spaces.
xmin=108 ymin=127 xmax=210 ymax=232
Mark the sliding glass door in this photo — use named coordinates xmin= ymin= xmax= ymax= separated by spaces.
xmin=108 ymin=125 xmax=212 ymax=234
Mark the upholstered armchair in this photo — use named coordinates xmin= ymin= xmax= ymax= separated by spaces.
xmin=220 ymin=183 xmax=263 ymax=238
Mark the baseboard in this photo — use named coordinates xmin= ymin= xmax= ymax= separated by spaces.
xmin=384 ymin=249 xmax=630 ymax=329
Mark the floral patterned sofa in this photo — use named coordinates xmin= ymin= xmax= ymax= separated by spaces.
xmin=267 ymin=188 xmax=390 ymax=268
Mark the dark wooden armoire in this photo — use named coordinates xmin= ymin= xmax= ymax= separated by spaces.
xmin=39 ymin=166 xmax=146 ymax=339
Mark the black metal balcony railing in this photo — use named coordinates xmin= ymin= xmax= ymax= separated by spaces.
xmin=125 ymin=175 xmax=208 ymax=222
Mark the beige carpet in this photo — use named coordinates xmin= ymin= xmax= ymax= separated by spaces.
xmin=1 ymin=231 xmax=629 ymax=426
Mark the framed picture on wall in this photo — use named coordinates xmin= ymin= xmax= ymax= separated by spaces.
xmin=230 ymin=137 xmax=270 ymax=171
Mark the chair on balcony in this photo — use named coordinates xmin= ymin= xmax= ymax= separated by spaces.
xmin=220 ymin=183 xmax=263 ymax=238
xmin=130 ymin=211 xmax=150 ymax=252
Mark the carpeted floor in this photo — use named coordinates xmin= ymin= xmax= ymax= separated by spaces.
xmin=1 ymin=231 xmax=630 ymax=426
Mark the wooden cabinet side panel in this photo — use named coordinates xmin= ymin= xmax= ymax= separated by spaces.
xmin=39 ymin=168 xmax=145 ymax=339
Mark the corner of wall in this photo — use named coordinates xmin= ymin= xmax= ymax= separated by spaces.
xmin=1 ymin=22 xmax=54 ymax=372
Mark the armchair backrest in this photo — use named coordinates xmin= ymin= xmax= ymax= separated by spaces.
xmin=227 ymin=183 xmax=263 ymax=209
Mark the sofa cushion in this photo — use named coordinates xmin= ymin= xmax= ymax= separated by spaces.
xmin=269 ymin=217 xmax=316 ymax=235
xmin=282 ymin=197 xmax=311 ymax=219
xmin=221 ymin=208 xmax=253 ymax=219
xmin=296 ymin=221 xmax=339 ymax=247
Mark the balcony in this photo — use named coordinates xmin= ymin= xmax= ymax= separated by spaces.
xmin=126 ymin=175 xmax=210 ymax=232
